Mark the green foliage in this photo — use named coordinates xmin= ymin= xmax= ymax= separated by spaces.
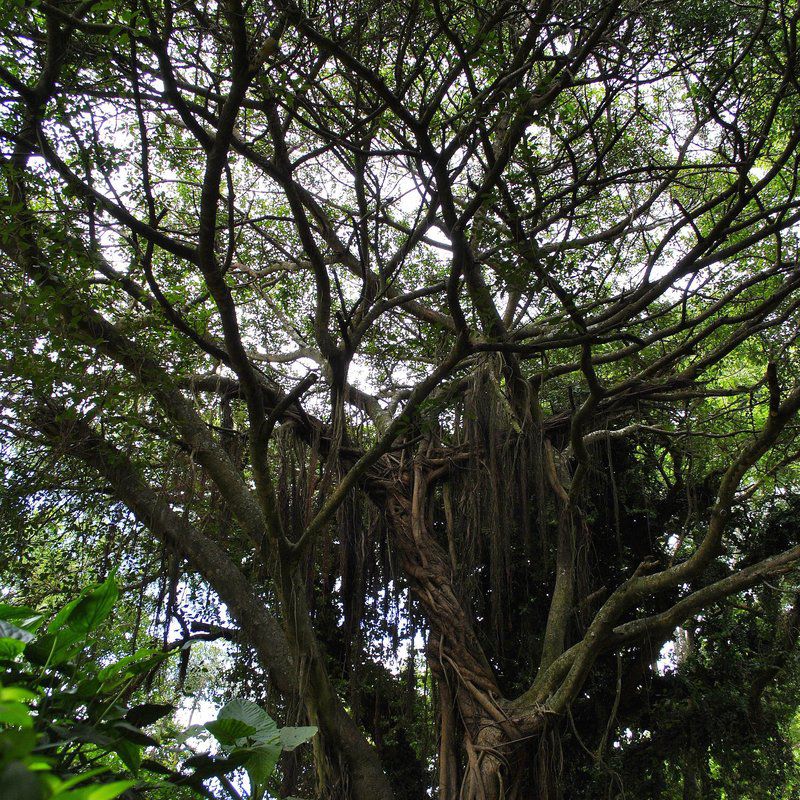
xmin=201 ymin=699 xmax=317 ymax=800
xmin=0 ymin=577 xmax=180 ymax=799
xmin=0 ymin=577 xmax=317 ymax=800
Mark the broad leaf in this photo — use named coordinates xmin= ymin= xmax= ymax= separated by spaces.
xmin=50 ymin=769 xmax=110 ymax=792
xmin=46 ymin=594 xmax=85 ymax=635
xmin=237 ymin=744 xmax=281 ymax=791
xmin=215 ymin=698 xmax=278 ymax=743
xmin=0 ymin=687 xmax=37 ymax=702
xmin=0 ymin=700 xmax=32 ymax=728
xmin=24 ymin=631 xmax=83 ymax=667
xmin=113 ymin=738 xmax=142 ymax=774
xmin=0 ymin=637 xmax=28 ymax=659
xmin=88 ymin=782 xmax=137 ymax=800
xmin=49 ymin=782 xmax=135 ymax=800
xmin=52 ymin=576 xmax=118 ymax=636
xmin=205 ymin=716 xmax=258 ymax=745
xmin=278 ymin=726 xmax=318 ymax=751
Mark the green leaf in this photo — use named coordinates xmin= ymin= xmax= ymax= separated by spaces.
xmin=46 ymin=594 xmax=84 ymax=635
xmin=205 ymin=717 xmax=258 ymax=745
xmin=0 ymin=700 xmax=33 ymax=728
xmin=113 ymin=738 xmax=142 ymax=774
xmin=0 ymin=638 xmax=28 ymax=659
xmin=239 ymin=744 xmax=281 ymax=789
xmin=0 ymin=726 xmax=37 ymax=759
xmin=55 ymin=576 xmax=118 ymax=636
xmin=0 ymin=606 xmax=45 ymax=633
xmin=86 ymin=781 xmax=137 ymax=800
xmin=278 ymin=726 xmax=317 ymax=751
xmin=50 ymin=770 xmax=109 ymax=792
xmin=96 ymin=656 xmax=136 ymax=684
xmin=25 ymin=630 xmax=82 ymax=667
xmin=0 ymin=687 xmax=37 ymax=702
xmin=215 ymin=698 xmax=278 ymax=743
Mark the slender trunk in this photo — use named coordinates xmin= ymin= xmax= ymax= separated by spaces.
xmin=438 ymin=680 xmax=460 ymax=800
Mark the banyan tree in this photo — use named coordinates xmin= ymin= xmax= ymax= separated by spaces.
xmin=3 ymin=0 xmax=800 ymax=796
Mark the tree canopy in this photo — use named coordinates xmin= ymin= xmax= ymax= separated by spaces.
xmin=3 ymin=0 xmax=800 ymax=797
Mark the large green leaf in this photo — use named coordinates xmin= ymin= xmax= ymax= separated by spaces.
xmin=0 ymin=687 xmax=37 ymax=703
xmin=0 ymin=637 xmax=28 ymax=659
xmin=215 ymin=698 xmax=279 ymax=744
xmin=50 ymin=769 xmax=111 ymax=792
xmin=205 ymin=716 xmax=258 ymax=745
xmin=86 ymin=783 xmax=137 ymax=800
xmin=203 ymin=699 xmax=316 ymax=795
xmin=237 ymin=744 xmax=281 ymax=792
xmin=50 ymin=780 xmax=136 ymax=800
xmin=112 ymin=738 xmax=142 ymax=774
xmin=46 ymin=594 xmax=85 ymax=636
xmin=278 ymin=726 xmax=318 ymax=751
xmin=26 ymin=579 xmax=119 ymax=667
xmin=24 ymin=630 xmax=83 ymax=667
xmin=48 ymin=576 xmax=118 ymax=637
xmin=0 ymin=726 xmax=37 ymax=759
xmin=0 ymin=700 xmax=32 ymax=728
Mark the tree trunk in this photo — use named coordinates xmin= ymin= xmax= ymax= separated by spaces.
xmin=382 ymin=482 xmax=557 ymax=800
